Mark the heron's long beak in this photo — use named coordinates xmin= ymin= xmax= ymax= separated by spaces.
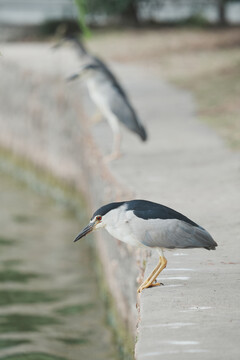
xmin=74 ymin=222 xmax=95 ymax=242
xmin=66 ymin=73 xmax=81 ymax=82
xmin=66 ymin=64 xmax=92 ymax=83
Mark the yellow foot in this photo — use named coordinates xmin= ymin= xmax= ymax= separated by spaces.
xmin=138 ymin=282 xmax=163 ymax=293
xmin=137 ymin=255 xmax=167 ymax=293
xmin=150 ymin=282 xmax=163 ymax=287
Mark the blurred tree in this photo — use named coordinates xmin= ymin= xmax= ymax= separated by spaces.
xmin=216 ymin=0 xmax=240 ymax=26
xmin=217 ymin=0 xmax=227 ymax=25
xmin=84 ymin=0 xmax=140 ymax=24
xmin=74 ymin=0 xmax=240 ymax=28
xmin=121 ymin=0 xmax=139 ymax=24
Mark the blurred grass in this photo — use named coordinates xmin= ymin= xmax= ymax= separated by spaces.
xmin=74 ymin=0 xmax=91 ymax=38
xmin=88 ymin=28 xmax=240 ymax=148
xmin=180 ymin=60 xmax=240 ymax=148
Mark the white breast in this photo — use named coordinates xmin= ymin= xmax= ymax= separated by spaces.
xmin=87 ymin=79 xmax=109 ymax=114
xmin=103 ymin=205 xmax=145 ymax=248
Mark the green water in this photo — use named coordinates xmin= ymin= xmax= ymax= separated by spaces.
xmin=0 ymin=172 xmax=119 ymax=360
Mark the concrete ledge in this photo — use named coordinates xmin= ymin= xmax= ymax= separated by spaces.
xmin=0 ymin=43 xmax=141 ymax=339
xmin=1 ymin=44 xmax=239 ymax=359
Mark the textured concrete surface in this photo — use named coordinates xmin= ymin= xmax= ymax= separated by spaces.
xmin=1 ymin=43 xmax=240 ymax=359
xmin=94 ymin=65 xmax=240 ymax=359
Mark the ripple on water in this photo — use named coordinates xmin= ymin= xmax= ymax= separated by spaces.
xmin=0 ymin=339 xmax=31 ymax=350
xmin=55 ymin=303 xmax=95 ymax=316
xmin=0 ymin=290 xmax=59 ymax=306
xmin=0 ymin=237 xmax=16 ymax=246
xmin=0 ymin=353 xmax=68 ymax=360
xmin=0 ymin=270 xmax=40 ymax=283
xmin=0 ymin=171 xmax=120 ymax=360
xmin=0 ymin=314 xmax=61 ymax=333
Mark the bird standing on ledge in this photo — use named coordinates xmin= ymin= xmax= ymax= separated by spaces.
xmin=64 ymin=36 xmax=147 ymax=161
xmin=74 ymin=200 xmax=217 ymax=293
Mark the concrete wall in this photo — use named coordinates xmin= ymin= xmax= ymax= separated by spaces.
xmin=0 ymin=52 xmax=141 ymax=336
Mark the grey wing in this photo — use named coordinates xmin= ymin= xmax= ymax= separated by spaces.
xmin=107 ymin=85 xmax=147 ymax=141
xmin=143 ymin=220 xmax=217 ymax=250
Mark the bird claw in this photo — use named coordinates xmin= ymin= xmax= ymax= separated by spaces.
xmin=150 ymin=282 xmax=164 ymax=287
xmin=137 ymin=281 xmax=163 ymax=293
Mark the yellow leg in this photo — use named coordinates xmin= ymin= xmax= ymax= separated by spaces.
xmin=91 ymin=111 xmax=103 ymax=125
xmin=138 ymin=256 xmax=167 ymax=293
xmin=137 ymin=257 xmax=162 ymax=293
xmin=104 ymin=150 xmax=122 ymax=163
xmin=104 ymin=133 xmax=122 ymax=163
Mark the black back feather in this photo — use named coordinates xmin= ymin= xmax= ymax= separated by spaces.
xmin=126 ymin=200 xmax=199 ymax=227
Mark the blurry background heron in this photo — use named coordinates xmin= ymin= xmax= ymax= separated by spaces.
xmin=56 ymin=33 xmax=147 ymax=160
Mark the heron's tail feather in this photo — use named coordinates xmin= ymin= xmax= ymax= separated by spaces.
xmin=138 ymin=124 xmax=147 ymax=141
xmin=192 ymin=226 xmax=218 ymax=250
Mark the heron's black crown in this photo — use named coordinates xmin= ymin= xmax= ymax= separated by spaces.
xmin=91 ymin=201 xmax=125 ymax=220
xmin=92 ymin=200 xmax=198 ymax=227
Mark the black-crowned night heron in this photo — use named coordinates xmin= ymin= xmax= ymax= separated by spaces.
xmin=74 ymin=199 xmax=217 ymax=293
xmin=64 ymin=36 xmax=147 ymax=160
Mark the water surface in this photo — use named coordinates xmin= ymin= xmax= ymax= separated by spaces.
xmin=0 ymin=171 xmax=119 ymax=360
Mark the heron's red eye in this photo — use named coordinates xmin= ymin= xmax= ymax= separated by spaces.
xmin=96 ymin=216 xmax=102 ymax=221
